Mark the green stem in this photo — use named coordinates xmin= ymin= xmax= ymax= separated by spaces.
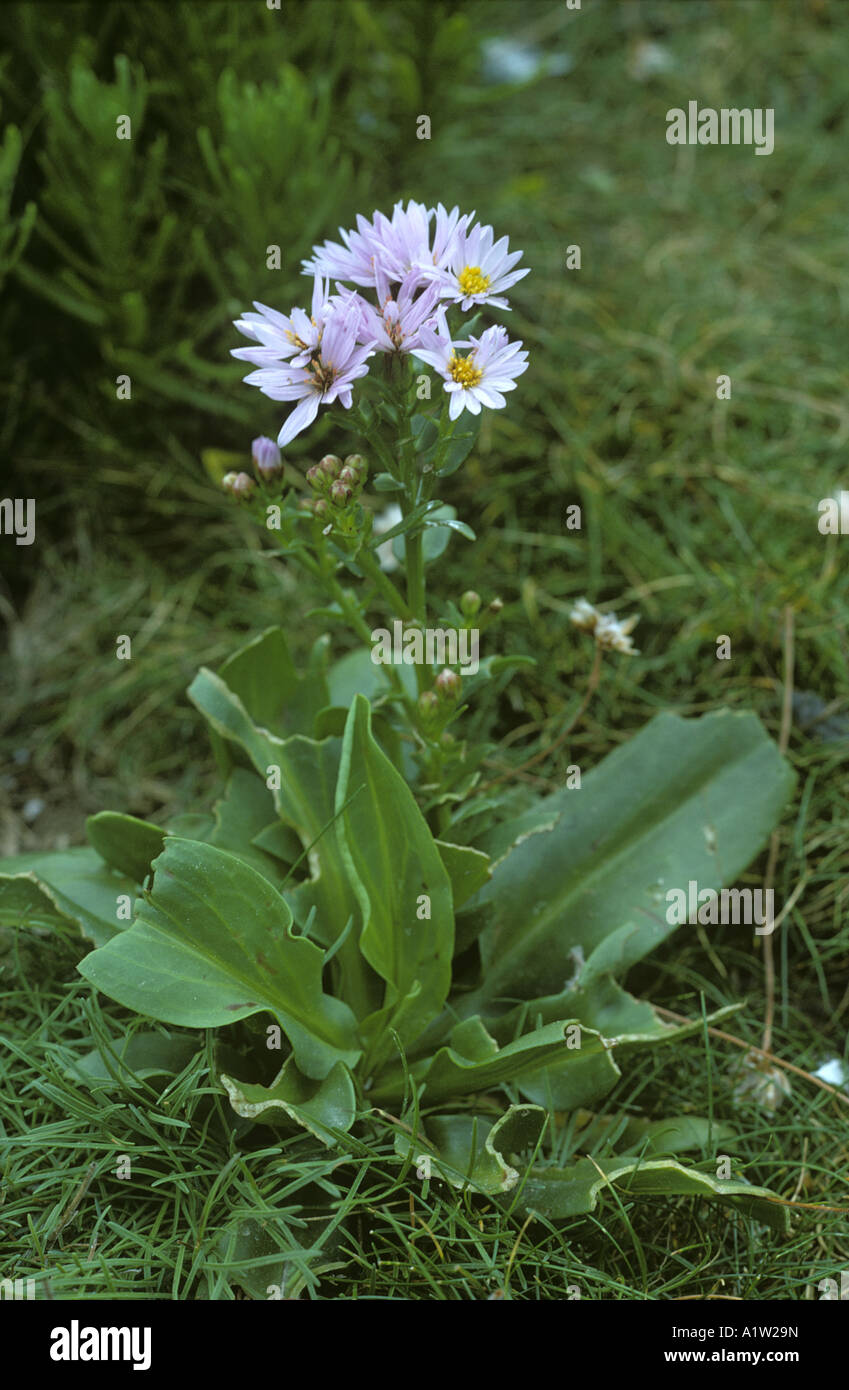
xmin=293 ymin=547 xmax=415 ymax=716
xmin=405 ymin=526 xmax=426 ymax=624
xmin=404 ymin=518 xmax=429 ymax=702
xmin=357 ymin=548 xmax=413 ymax=621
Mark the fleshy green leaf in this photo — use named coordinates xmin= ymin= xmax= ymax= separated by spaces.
xmin=86 ymin=812 xmax=165 ymax=885
xmin=187 ymin=668 xmax=380 ymax=1019
xmin=217 ymin=626 xmax=328 ymax=740
xmin=410 ymin=413 xmax=439 ymax=457
xmin=612 ymin=1114 xmax=737 ymax=1158
xmin=396 ymin=1105 xmax=547 ymax=1194
xmin=488 ymin=974 xmax=739 ymax=1051
xmin=207 ymin=1213 xmax=345 ymax=1301
xmin=408 ymin=1018 xmax=619 ymax=1107
xmin=435 ymin=414 xmax=481 ymax=477
xmin=373 ymin=472 xmax=403 ymax=491
xmin=0 ymin=848 xmax=136 ymax=945
xmin=0 ymin=875 xmax=77 ymax=933
xmin=326 ymin=646 xmax=416 ymax=708
xmin=66 ymin=1031 xmax=200 ymax=1088
xmin=397 ymin=1107 xmax=787 ymax=1229
xmin=222 ymin=1057 xmax=356 ymax=1145
xmin=207 ymin=768 xmax=295 ymax=885
xmin=391 ymin=505 xmax=472 ymax=564
xmin=520 ymin=1157 xmax=789 ymax=1232
xmin=251 ymin=821 xmax=303 ymax=865
xmin=424 ymin=515 xmax=475 ymax=542
xmin=368 ymin=499 xmax=431 ymax=550
xmin=462 ymin=711 xmax=795 ymax=1009
xmin=435 ymin=839 xmax=491 ymax=911
xmin=336 ymin=695 xmax=454 ymax=1067
xmin=77 ymin=838 xmax=361 ymax=1080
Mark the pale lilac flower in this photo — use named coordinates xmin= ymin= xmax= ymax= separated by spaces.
xmin=354 ymin=269 xmax=442 ymax=354
xmin=302 ymin=214 xmax=383 ymax=287
xmin=366 ymin=201 xmax=469 ymax=284
xmin=231 ymin=275 xmax=329 ymax=371
xmin=431 ymin=220 xmax=529 ymax=310
xmin=415 ymin=316 xmax=528 ymax=420
xmin=251 ymin=436 xmax=282 ymax=479
xmin=238 ymin=300 xmax=377 ymax=448
xmin=303 ymin=202 xmax=468 ymax=290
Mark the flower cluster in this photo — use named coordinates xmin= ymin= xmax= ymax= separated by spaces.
xmin=221 ymin=435 xmax=283 ymax=500
xmin=232 ymin=201 xmax=529 ymax=447
xmin=569 ymin=598 xmax=640 ymax=655
xmin=301 ymin=452 xmax=367 ymax=518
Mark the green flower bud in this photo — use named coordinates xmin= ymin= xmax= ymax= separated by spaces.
xmin=435 ymin=668 xmax=462 ymax=702
xmin=488 ymin=596 xmax=504 ymax=615
xmin=227 ymin=471 xmax=256 ymax=501
xmin=297 ymin=497 xmax=316 ymax=513
xmin=344 ymin=453 xmax=367 ymax=480
xmin=417 ymin=690 xmax=439 ymax=725
xmin=329 ymin=480 xmax=353 ymax=506
xmin=313 ymin=498 xmax=330 ymax=518
xmin=305 ymin=464 xmax=324 ymax=491
xmin=338 ymin=465 xmax=360 ymax=489
xmin=318 ymin=454 xmax=342 ymax=481
xmin=460 ymin=590 xmax=481 ymax=617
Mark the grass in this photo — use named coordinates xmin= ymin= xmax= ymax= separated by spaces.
xmin=1 ymin=0 xmax=848 ymax=1299
xmin=1 ymin=932 xmax=847 ymax=1300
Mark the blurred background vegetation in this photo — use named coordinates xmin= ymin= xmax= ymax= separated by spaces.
xmin=1 ymin=0 xmax=847 ymax=1298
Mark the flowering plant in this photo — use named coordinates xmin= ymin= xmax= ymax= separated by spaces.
xmin=0 ymin=203 xmax=796 ymax=1267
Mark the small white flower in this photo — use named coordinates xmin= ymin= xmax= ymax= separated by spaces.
xmin=812 ymin=1057 xmax=849 ymax=1092
xmin=569 ymin=599 xmax=639 ymax=655
xmin=415 ymin=315 xmax=528 ymax=421
xmin=347 ymin=269 xmax=442 ymax=355
xmin=301 ymin=214 xmax=383 ymax=287
xmin=430 ymin=219 xmax=529 ymax=311
xmin=302 ymin=202 xmax=468 ymax=290
xmin=236 ymin=297 xmax=377 ymax=448
xmin=732 ymin=1051 xmax=792 ymax=1113
xmin=568 ymin=598 xmax=600 ymax=632
xmin=231 ymin=274 xmax=329 ymax=371
xmin=367 ymin=200 xmax=469 ymax=284
xmin=595 ymin=613 xmax=639 ymax=655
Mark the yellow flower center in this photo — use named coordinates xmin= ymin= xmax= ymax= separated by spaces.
xmin=449 ymin=351 xmax=483 ymax=389
xmin=309 ymin=354 xmax=336 ymax=392
xmin=457 ymin=265 xmax=491 ymax=297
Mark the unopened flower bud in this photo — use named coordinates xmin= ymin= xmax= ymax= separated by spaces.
xmin=330 ymin=480 xmax=353 ymax=506
xmin=338 ymin=466 xmax=360 ymax=489
xmin=305 ymin=464 xmax=324 ymax=491
xmin=221 ymin=471 xmax=239 ymax=494
xmin=488 ymin=597 xmax=504 ymax=615
xmin=297 ymin=497 xmax=315 ymax=513
xmin=344 ymin=454 xmax=366 ymax=479
xmin=460 ymin=590 xmax=481 ymax=617
xmin=318 ymin=454 xmax=342 ymax=481
xmin=313 ymin=498 xmax=330 ymax=518
xmin=417 ymin=691 xmax=439 ymax=724
xmin=251 ymin=435 xmax=282 ymax=480
xmin=227 ymin=471 xmax=255 ymax=501
xmin=435 ymin=668 xmax=461 ymax=702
